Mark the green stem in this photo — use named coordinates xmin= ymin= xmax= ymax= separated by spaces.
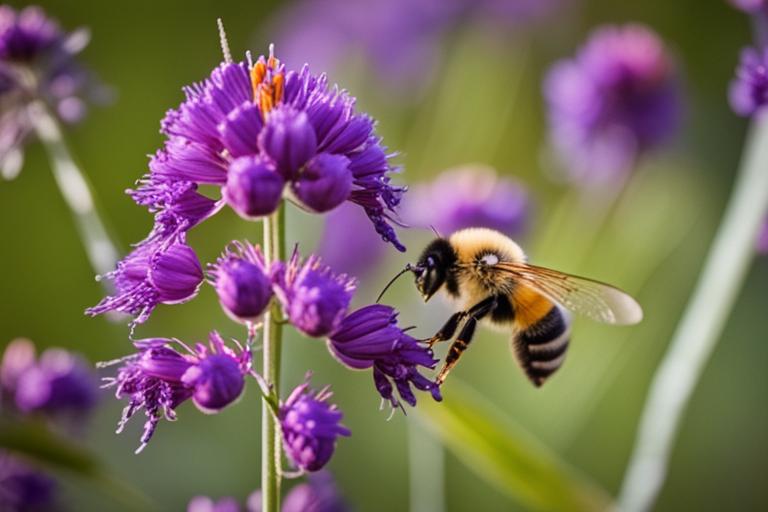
xmin=618 ymin=117 xmax=768 ymax=512
xmin=27 ymin=101 xmax=120 ymax=279
xmin=262 ymin=202 xmax=285 ymax=512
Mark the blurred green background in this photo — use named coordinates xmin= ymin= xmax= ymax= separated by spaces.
xmin=1 ymin=0 xmax=766 ymax=510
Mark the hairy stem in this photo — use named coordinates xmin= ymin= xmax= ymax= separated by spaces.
xmin=262 ymin=202 xmax=285 ymax=512
xmin=28 ymin=101 xmax=120 ymax=279
xmin=618 ymin=117 xmax=768 ymax=512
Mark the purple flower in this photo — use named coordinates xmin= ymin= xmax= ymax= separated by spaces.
xmin=127 ymin=47 xmax=406 ymax=254
xmin=758 ymin=217 xmax=768 ymax=254
xmin=279 ymin=378 xmax=350 ymax=472
xmin=281 ymin=473 xmax=349 ymax=512
xmin=272 ymin=248 xmax=356 ymax=338
xmin=102 ymin=333 xmax=250 ymax=452
xmin=0 ymin=6 xmax=102 ymax=179
xmin=328 ymin=305 xmax=441 ymax=409
xmin=208 ymin=242 xmax=273 ymax=323
xmin=187 ymin=496 xmax=241 ymax=512
xmin=317 ymin=202 xmax=389 ymax=279
xmin=0 ymin=338 xmax=36 ymax=396
xmin=544 ymin=24 xmax=681 ymax=185
xmin=728 ymin=0 xmax=766 ymax=12
xmin=0 ymin=454 xmax=58 ymax=512
xmin=87 ymin=241 xmax=204 ymax=324
xmin=403 ymin=165 xmax=530 ymax=236
xmin=730 ymin=47 xmax=768 ymax=116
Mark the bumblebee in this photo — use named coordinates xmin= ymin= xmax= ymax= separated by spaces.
xmin=390 ymin=228 xmax=643 ymax=387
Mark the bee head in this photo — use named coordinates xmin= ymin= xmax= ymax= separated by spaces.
xmin=413 ymin=238 xmax=456 ymax=302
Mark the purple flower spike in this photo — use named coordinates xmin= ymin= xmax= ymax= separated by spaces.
xmin=292 ymin=153 xmax=352 ymax=213
xmin=328 ymin=305 xmax=441 ymax=409
xmin=259 ymin=105 xmax=318 ymax=180
xmin=544 ymin=24 xmax=681 ymax=185
xmin=0 ymin=6 xmax=103 ymax=179
xmin=224 ymin=156 xmax=285 ymax=219
xmin=208 ymin=241 xmax=273 ymax=323
xmin=272 ymin=248 xmax=356 ymax=338
xmin=280 ymin=377 xmax=351 ymax=472
xmin=102 ymin=332 xmax=250 ymax=452
xmin=14 ymin=348 xmax=98 ymax=416
xmin=730 ymin=47 xmax=768 ymax=117
xmin=88 ymin=242 xmax=204 ymax=323
xmin=404 ymin=165 xmax=530 ymax=236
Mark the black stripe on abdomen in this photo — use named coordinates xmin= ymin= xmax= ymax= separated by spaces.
xmin=513 ymin=306 xmax=570 ymax=387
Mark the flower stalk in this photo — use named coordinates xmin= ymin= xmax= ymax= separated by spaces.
xmin=262 ymin=201 xmax=286 ymax=512
xmin=618 ymin=115 xmax=768 ymax=512
xmin=27 ymin=101 xmax=120 ymax=280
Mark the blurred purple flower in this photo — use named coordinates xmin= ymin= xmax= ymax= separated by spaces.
xmin=270 ymin=0 xmax=564 ymax=94
xmin=101 ymin=333 xmax=250 ymax=453
xmin=0 ymin=454 xmax=58 ymax=512
xmin=328 ymin=305 xmax=441 ymax=409
xmin=208 ymin=241 xmax=273 ymax=323
xmin=728 ymin=0 xmax=766 ymax=12
xmin=757 ymin=217 xmax=768 ymax=253
xmin=280 ymin=472 xmax=349 ymax=512
xmin=317 ymin=202 xmax=389 ymax=280
xmin=87 ymin=241 xmax=204 ymax=325
xmin=0 ymin=339 xmax=99 ymax=421
xmin=544 ymin=24 xmax=681 ymax=185
xmin=0 ymin=5 xmax=103 ymax=180
xmin=187 ymin=495 xmax=241 ymax=512
xmin=730 ymin=46 xmax=768 ymax=116
xmin=279 ymin=377 xmax=350 ymax=472
xmin=272 ymin=248 xmax=356 ymax=338
xmin=403 ymin=165 xmax=530 ymax=237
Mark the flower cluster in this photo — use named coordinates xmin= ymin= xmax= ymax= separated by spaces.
xmin=544 ymin=24 xmax=681 ymax=185
xmin=188 ymin=471 xmax=348 ymax=512
xmin=0 ymin=5 xmax=101 ymax=179
xmin=87 ymin=46 xmax=406 ymax=325
xmin=404 ymin=165 xmax=530 ymax=237
xmin=101 ymin=333 xmax=250 ymax=453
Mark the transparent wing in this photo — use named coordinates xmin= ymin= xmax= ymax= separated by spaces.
xmin=494 ymin=262 xmax=643 ymax=325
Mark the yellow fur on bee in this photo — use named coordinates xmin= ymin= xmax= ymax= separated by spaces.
xmin=512 ymin=285 xmax=555 ymax=328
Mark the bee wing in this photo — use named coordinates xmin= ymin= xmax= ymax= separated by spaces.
xmin=495 ymin=262 xmax=643 ymax=325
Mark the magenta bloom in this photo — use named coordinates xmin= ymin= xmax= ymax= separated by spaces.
xmin=272 ymin=248 xmax=356 ymax=338
xmin=0 ymin=5 xmax=102 ymax=179
xmin=280 ymin=378 xmax=350 ymax=472
xmin=328 ymin=305 xmax=441 ymax=409
xmin=404 ymin=165 xmax=529 ymax=236
xmin=208 ymin=242 xmax=273 ymax=323
xmin=129 ymin=48 xmax=406 ymax=251
xmin=87 ymin=242 xmax=204 ymax=324
xmin=102 ymin=333 xmax=250 ymax=452
xmin=730 ymin=47 xmax=768 ymax=117
xmin=544 ymin=24 xmax=681 ymax=185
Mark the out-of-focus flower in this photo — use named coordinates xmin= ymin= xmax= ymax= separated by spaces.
xmin=0 ymin=339 xmax=99 ymax=420
xmin=317 ymin=202 xmax=389 ymax=280
xmin=272 ymin=248 xmax=356 ymax=338
xmin=403 ymin=165 xmax=529 ymax=236
xmin=208 ymin=242 xmax=273 ymax=323
xmin=270 ymin=0 xmax=564 ymax=94
xmin=757 ymin=217 xmax=768 ymax=253
xmin=279 ymin=378 xmax=350 ymax=472
xmin=0 ymin=5 xmax=102 ymax=180
xmin=728 ymin=0 xmax=766 ymax=13
xmin=544 ymin=24 xmax=681 ymax=185
xmin=86 ymin=241 xmax=204 ymax=324
xmin=91 ymin=46 xmax=407 ymax=324
xmin=730 ymin=47 xmax=768 ymax=116
xmin=101 ymin=333 xmax=250 ymax=452
xmin=187 ymin=495 xmax=241 ymax=512
xmin=0 ymin=454 xmax=58 ymax=512
xmin=328 ymin=305 xmax=442 ymax=409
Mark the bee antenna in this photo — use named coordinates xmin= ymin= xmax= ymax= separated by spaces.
xmin=376 ymin=264 xmax=418 ymax=304
xmin=429 ymin=224 xmax=443 ymax=238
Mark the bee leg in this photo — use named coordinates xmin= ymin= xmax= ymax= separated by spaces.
xmin=425 ymin=311 xmax=467 ymax=348
xmin=435 ymin=297 xmax=497 ymax=385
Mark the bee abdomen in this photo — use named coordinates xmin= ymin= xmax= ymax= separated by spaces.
xmin=512 ymin=306 xmax=570 ymax=387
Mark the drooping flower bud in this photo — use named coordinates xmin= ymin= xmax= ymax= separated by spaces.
xmin=259 ymin=105 xmax=318 ymax=180
xmin=292 ymin=153 xmax=352 ymax=213
xmin=209 ymin=242 xmax=273 ymax=323
xmin=224 ymin=156 xmax=285 ymax=219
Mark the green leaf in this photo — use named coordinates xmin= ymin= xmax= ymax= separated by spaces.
xmin=416 ymin=381 xmax=613 ymax=512
xmin=0 ymin=420 xmax=158 ymax=512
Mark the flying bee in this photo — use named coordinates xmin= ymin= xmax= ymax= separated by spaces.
xmin=379 ymin=228 xmax=643 ymax=387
